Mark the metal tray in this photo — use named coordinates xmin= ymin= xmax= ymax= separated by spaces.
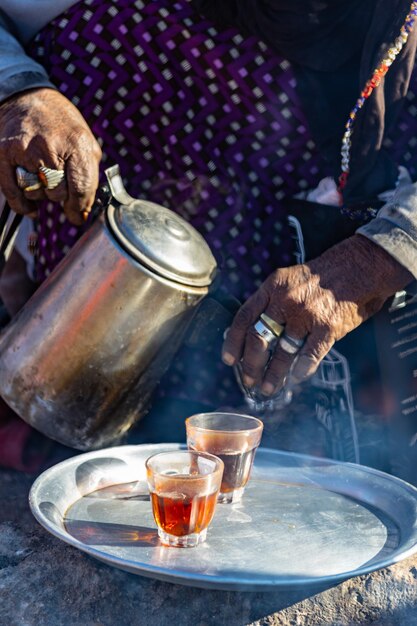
xmin=29 ymin=444 xmax=417 ymax=591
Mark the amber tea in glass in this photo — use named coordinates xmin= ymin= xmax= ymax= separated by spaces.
xmin=146 ymin=450 xmax=223 ymax=547
xmin=186 ymin=412 xmax=263 ymax=504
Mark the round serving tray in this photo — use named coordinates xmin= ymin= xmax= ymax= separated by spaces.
xmin=29 ymin=444 xmax=417 ymax=591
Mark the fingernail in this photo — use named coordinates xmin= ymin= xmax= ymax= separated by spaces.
xmin=243 ymin=375 xmax=255 ymax=387
xmin=261 ymin=382 xmax=275 ymax=396
xmin=222 ymin=352 xmax=235 ymax=366
xmin=82 ymin=210 xmax=89 ymax=222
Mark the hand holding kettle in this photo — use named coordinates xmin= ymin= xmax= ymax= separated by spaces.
xmin=0 ymin=87 xmax=101 ymax=224
xmin=0 ymin=165 xmax=217 ymax=450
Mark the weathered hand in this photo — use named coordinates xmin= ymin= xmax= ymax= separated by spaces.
xmin=222 ymin=235 xmax=413 ymax=395
xmin=0 ymin=88 xmax=102 ymax=224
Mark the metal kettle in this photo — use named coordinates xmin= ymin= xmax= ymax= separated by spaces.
xmin=0 ymin=165 xmax=217 ymax=450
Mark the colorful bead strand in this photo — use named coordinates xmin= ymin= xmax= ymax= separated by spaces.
xmin=338 ymin=1 xmax=417 ymax=219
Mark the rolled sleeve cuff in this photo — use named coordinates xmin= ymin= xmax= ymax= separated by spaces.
xmin=0 ymin=71 xmax=56 ymax=104
xmin=357 ymin=182 xmax=417 ymax=279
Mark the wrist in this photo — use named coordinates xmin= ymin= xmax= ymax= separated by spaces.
xmin=352 ymin=234 xmax=413 ymax=295
xmin=0 ymin=78 xmax=56 ymax=112
xmin=308 ymin=234 xmax=413 ymax=304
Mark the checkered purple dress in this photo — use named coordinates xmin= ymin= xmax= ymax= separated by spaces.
xmin=26 ymin=0 xmax=321 ymax=407
xmin=27 ymin=0 xmax=417 ymax=409
xmin=29 ymin=0 xmax=325 ymax=285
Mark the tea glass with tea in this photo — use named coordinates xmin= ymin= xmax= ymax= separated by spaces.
xmin=186 ymin=412 xmax=264 ymax=504
xmin=146 ymin=450 xmax=224 ymax=547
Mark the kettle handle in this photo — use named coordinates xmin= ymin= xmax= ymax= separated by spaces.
xmin=184 ymin=288 xmax=241 ymax=350
xmin=104 ymin=164 xmax=136 ymax=207
xmin=87 ymin=164 xmax=127 ymax=222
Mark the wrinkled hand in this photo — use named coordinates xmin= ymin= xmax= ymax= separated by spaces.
xmin=0 ymin=87 xmax=102 ymax=224
xmin=222 ymin=235 xmax=413 ymax=395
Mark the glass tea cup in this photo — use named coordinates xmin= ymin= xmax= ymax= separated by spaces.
xmin=186 ymin=412 xmax=264 ymax=504
xmin=145 ymin=450 xmax=224 ymax=547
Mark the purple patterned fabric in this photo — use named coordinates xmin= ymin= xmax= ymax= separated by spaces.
xmin=28 ymin=0 xmax=324 ymax=289
xmin=26 ymin=0 xmax=327 ymax=407
xmin=25 ymin=0 xmax=417 ymax=409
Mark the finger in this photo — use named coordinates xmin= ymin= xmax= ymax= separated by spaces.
xmin=23 ymin=187 xmax=47 ymax=202
xmin=260 ymin=345 xmax=297 ymax=396
xmin=222 ymin=289 xmax=269 ymax=366
xmin=14 ymin=141 xmax=65 ymax=203
xmin=18 ymin=138 xmax=65 ymax=194
xmin=44 ymin=179 xmax=69 ymax=204
xmin=63 ymin=147 xmax=100 ymax=225
xmin=0 ymin=163 xmax=34 ymax=215
xmin=260 ymin=324 xmax=307 ymax=395
xmin=22 ymin=134 xmax=64 ymax=173
xmin=291 ymin=329 xmax=334 ymax=382
xmin=240 ymin=328 xmax=273 ymax=387
xmin=239 ymin=307 xmax=285 ymax=385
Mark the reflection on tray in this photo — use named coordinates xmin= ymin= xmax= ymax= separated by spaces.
xmin=65 ymin=519 xmax=159 ymax=547
xmin=83 ymin=481 xmax=150 ymax=501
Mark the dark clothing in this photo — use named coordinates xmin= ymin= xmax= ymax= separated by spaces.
xmin=194 ymin=1 xmax=417 ymax=206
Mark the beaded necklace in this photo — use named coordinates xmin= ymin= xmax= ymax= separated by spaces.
xmin=338 ymin=1 xmax=417 ymax=220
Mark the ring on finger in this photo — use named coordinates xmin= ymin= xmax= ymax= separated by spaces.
xmin=253 ymin=319 xmax=278 ymax=347
xmin=279 ymin=333 xmax=305 ymax=355
xmin=15 ymin=165 xmax=65 ymax=193
xmin=16 ymin=166 xmax=42 ymax=192
xmin=38 ymin=166 xmax=65 ymax=190
xmin=260 ymin=313 xmax=285 ymax=338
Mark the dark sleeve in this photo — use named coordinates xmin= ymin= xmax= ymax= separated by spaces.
xmin=191 ymin=1 xmax=239 ymax=27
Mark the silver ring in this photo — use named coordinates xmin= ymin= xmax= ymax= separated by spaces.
xmin=15 ymin=166 xmax=65 ymax=192
xmin=16 ymin=166 xmax=42 ymax=192
xmin=38 ymin=166 xmax=65 ymax=190
xmin=279 ymin=333 xmax=305 ymax=355
xmin=253 ymin=319 xmax=278 ymax=346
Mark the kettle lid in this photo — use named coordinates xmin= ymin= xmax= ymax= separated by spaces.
xmin=107 ymin=199 xmax=217 ymax=287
